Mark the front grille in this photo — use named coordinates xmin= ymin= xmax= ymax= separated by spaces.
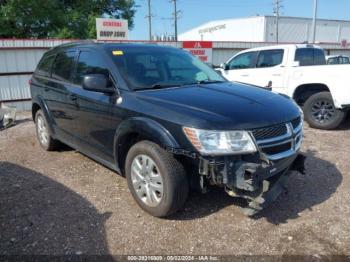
xmin=251 ymin=124 xmax=287 ymax=140
xmin=291 ymin=117 xmax=301 ymax=129
xmin=251 ymin=119 xmax=303 ymax=160
xmin=261 ymin=142 xmax=291 ymax=155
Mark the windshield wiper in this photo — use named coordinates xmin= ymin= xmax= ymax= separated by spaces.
xmin=134 ymin=84 xmax=179 ymax=91
xmin=151 ymin=83 xmax=179 ymax=89
xmin=197 ymin=80 xmax=226 ymax=85
xmin=135 ymin=80 xmax=225 ymax=91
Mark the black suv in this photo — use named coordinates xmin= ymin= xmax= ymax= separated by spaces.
xmin=30 ymin=42 xmax=304 ymax=217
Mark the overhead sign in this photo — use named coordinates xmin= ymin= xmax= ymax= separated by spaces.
xmin=183 ymin=41 xmax=213 ymax=64
xmin=96 ymin=18 xmax=128 ymax=41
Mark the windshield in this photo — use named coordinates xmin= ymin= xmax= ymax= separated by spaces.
xmin=108 ymin=47 xmax=226 ymax=90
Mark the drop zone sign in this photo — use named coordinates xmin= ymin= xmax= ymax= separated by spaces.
xmin=183 ymin=41 xmax=213 ymax=64
xmin=96 ymin=18 xmax=128 ymax=41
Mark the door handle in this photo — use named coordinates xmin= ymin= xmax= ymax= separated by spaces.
xmin=240 ymin=74 xmax=249 ymax=77
xmin=44 ymin=87 xmax=50 ymax=92
xmin=272 ymin=74 xmax=281 ymax=76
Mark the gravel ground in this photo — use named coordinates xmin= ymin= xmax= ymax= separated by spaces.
xmin=1 ymin=112 xmax=350 ymax=256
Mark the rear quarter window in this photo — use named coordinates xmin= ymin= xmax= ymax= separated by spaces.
xmin=35 ymin=54 xmax=56 ymax=77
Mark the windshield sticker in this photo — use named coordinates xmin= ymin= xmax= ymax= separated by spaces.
xmin=112 ymin=50 xmax=124 ymax=56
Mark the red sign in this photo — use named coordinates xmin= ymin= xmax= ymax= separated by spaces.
xmin=183 ymin=41 xmax=213 ymax=63
xmin=182 ymin=41 xmax=213 ymax=49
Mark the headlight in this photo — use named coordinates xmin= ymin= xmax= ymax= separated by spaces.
xmin=183 ymin=127 xmax=257 ymax=155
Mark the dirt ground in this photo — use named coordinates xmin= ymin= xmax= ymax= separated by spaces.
xmin=1 ymin=112 xmax=350 ymax=256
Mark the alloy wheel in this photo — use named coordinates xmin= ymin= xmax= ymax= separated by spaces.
xmin=311 ymin=99 xmax=336 ymax=124
xmin=130 ymin=154 xmax=164 ymax=207
xmin=37 ymin=115 xmax=48 ymax=145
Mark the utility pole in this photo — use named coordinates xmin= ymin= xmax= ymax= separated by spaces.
xmin=174 ymin=0 xmax=178 ymax=41
xmin=311 ymin=0 xmax=318 ymax=43
xmin=273 ymin=0 xmax=282 ymax=43
xmin=146 ymin=0 xmax=152 ymax=41
xmin=171 ymin=0 xmax=180 ymax=41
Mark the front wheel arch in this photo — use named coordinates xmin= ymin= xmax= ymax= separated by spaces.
xmin=113 ymin=117 xmax=180 ymax=174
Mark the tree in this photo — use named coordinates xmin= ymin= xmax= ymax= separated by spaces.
xmin=0 ymin=0 xmax=136 ymax=38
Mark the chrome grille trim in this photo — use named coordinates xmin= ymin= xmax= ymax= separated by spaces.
xmin=251 ymin=120 xmax=303 ymax=161
xmin=251 ymin=124 xmax=287 ymax=140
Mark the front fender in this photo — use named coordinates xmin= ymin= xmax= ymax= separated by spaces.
xmin=113 ymin=117 xmax=180 ymax=168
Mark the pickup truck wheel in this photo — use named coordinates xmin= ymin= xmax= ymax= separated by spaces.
xmin=125 ymin=141 xmax=188 ymax=217
xmin=304 ymin=92 xmax=346 ymax=130
xmin=35 ymin=110 xmax=59 ymax=151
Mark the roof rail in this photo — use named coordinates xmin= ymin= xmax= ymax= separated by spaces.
xmin=52 ymin=39 xmax=97 ymax=49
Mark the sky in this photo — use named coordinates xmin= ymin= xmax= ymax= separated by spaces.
xmin=129 ymin=0 xmax=350 ymax=40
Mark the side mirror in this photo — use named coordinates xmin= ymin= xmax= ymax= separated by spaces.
xmin=220 ymin=63 xmax=229 ymax=70
xmin=291 ymin=61 xmax=300 ymax=67
xmin=82 ymin=74 xmax=115 ymax=94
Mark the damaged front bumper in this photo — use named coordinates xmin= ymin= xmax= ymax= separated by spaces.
xmin=198 ymin=152 xmax=305 ymax=216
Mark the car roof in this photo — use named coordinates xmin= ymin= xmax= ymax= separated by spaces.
xmin=239 ymin=44 xmax=323 ymax=53
xmin=48 ymin=41 xmax=177 ymax=54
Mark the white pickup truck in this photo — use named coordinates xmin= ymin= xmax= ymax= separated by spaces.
xmin=218 ymin=44 xmax=350 ymax=129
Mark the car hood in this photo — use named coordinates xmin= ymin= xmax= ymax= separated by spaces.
xmin=132 ymin=82 xmax=301 ymax=130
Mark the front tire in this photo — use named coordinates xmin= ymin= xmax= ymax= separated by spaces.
xmin=304 ymin=92 xmax=346 ymax=130
xmin=125 ymin=141 xmax=188 ymax=217
xmin=35 ymin=110 xmax=59 ymax=151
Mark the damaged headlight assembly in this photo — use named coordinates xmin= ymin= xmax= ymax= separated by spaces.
xmin=183 ymin=127 xmax=257 ymax=155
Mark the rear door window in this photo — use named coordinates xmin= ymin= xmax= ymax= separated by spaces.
xmin=74 ymin=51 xmax=110 ymax=85
xmin=256 ymin=49 xmax=284 ymax=68
xmin=36 ymin=55 xmax=56 ymax=77
xmin=52 ymin=52 xmax=76 ymax=82
xmin=295 ymin=48 xmax=326 ymax=66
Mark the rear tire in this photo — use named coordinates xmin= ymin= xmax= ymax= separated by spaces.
xmin=125 ymin=141 xmax=188 ymax=217
xmin=35 ymin=110 xmax=59 ymax=151
xmin=304 ymin=92 xmax=346 ymax=130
